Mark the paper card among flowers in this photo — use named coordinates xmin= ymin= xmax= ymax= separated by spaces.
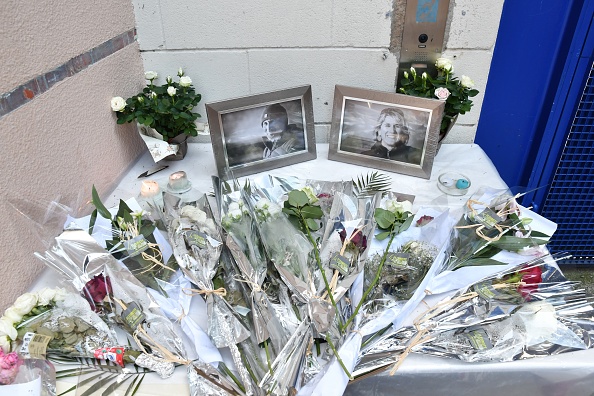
xmin=138 ymin=125 xmax=182 ymax=162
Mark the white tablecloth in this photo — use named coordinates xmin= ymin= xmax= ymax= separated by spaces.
xmin=40 ymin=143 xmax=593 ymax=396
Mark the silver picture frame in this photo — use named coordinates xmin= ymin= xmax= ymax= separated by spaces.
xmin=328 ymin=85 xmax=445 ymax=179
xmin=206 ymin=85 xmax=316 ymax=179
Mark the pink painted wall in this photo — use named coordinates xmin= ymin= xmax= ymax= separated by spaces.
xmin=0 ymin=1 xmax=146 ymax=310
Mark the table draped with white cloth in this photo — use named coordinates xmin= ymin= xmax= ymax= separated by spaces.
xmin=30 ymin=143 xmax=594 ymax=396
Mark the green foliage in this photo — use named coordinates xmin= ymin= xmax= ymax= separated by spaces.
xmin=114 ymin=70 xmax=201 ymax=141
xmin=373 ymin=207 xmax=414 ymax=241
xmin=282 ymin=190 xmax=323 ymax=232
xmin=352 ymin=172 xmax=391 ymax=198
xmin=398 ymin=60 xmax=479 ymax=135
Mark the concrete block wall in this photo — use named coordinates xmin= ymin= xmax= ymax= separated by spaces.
xmin=133 ymin=0 xmax=504 ymax=144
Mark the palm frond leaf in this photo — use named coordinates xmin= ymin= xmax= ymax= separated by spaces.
xmin=51 ymin=355 xmax=148 ymax=396
xmin=353 ymin=172 xmax=392 ymax=198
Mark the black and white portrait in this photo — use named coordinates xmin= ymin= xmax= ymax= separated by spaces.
xmin=328 ymin=86 xmax=444 ymax=179
xmin=207 ymin=85 xmax=317 ymax=179
xmin=338 ymin=99 xmax=431 ymax=166
xmin=221 ymin=99 xmax=306 ymax=167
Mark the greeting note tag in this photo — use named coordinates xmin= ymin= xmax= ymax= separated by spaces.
xmin=476 ymin=208 xmax=503 ymax=229
xmin=329 ymin=253 xmax=350 ymax=275
xmin=465 ymin=328 xmax=493 ymax=350
xmin=122 ymin=302 xmax=146 ymax=328
xmin=124 ymin=235 xmax=149 ymax=257
xmin=20 ymin=332 xmax=52 ymax=359
xmin=385 ymin=253 xmax=410 ymax=268
xmin=184 ymin=230 xmax=208 ymax=249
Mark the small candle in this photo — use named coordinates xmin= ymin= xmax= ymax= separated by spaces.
xmin=168 ymin=171 xmax=190 ymax=191
xmin=140 ymin=180 xmax=160 ymax=197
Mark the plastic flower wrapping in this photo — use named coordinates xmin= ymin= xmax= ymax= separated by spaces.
xmin=5 ymin=174 xmax=594 ymax=395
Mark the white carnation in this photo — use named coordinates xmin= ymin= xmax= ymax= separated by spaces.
xmin=0 ymin=318 xmax=17 ymax=340
xmin=0 ymin=335 xmax=10 ymax=353
xmin=3 ymin=307 xmax=22 ymax=325
xmin=37 ymin=288 xmax=57 ymax=306
xmin=12 ymin=293 xmax=38 ymax=316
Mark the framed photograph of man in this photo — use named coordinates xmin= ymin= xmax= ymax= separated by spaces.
xmin=206 ymin=85 xmax=316 ymax=179
xmin=328 ymin=85 xmax=445 ymax=179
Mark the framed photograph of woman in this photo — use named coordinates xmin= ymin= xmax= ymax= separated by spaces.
xmin=207 ymin=85 xmax=316 ymax=179
xmin=328 ymin=85 xmax=445 ymax=179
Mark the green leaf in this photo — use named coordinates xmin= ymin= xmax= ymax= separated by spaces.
xmin=398 ymin=214 xmax=414 ymax=233
xmin=305 ymin=218 xmax=320 ymax=231
xmin=92 ymin=186 xmax=113 ymax=220
xmin=453 ymin=257 xmax=506 ymax=269
xmin=287 ymin=190 xmax=309 ymax=207
xmin=374 ymin=208 xmax=396 ymax=229
xmin=376 ymin=231 xmax=392 ymax=241
xmin=282 ymin=207 xmax=297 ymax=216
xmin=301 ymin=204 xmax=324 ymax=219
xmin=139 ymin=223 xmax=156 ymax=238
xmin=89 ymin=209 xmax=98 ymax=235
xmin=529 ymin=230 xmax=550 ymax=239
xmin=491 ymin=236 xmax=548 ymax=251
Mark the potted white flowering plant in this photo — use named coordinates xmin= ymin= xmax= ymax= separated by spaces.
xmin=398 ymin=57 xmax=479 ymax=143
xmin=110 ymin=68 xmax=201 ymax=161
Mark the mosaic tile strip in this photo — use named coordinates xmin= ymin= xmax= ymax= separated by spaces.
xmin=0 ymin=29 xmax=136 ymax=119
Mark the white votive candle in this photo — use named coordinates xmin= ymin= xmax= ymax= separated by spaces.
xmin=168 ymin=171 xmax=190 ymax=191
xmin=140 ymin=180 xmax=160 ymax=197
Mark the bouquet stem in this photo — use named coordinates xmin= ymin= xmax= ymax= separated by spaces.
xmin=344 ymin=231 xmax=397 ymax=330
xmin=304 ymin=225 xmax=344 ymax=331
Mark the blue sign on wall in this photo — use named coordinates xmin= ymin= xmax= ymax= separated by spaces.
xmin=416 ymin=0 xmax=439 ymax=23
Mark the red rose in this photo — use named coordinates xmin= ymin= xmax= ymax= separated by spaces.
xmin=83 ymin=274 xmax=112 ymax=310
xmin=339 ymin=228 xmax=368 ymax=253
xmin=518 ymin=266 xmax=542 ymax=300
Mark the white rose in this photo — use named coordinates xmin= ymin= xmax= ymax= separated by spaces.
xmin=0 ymin=318 xmax=17 ymax=340
xmin=179 ymin=76 xmax=192 ymax=87
xmin=12 ymin=293 xmax=38 ymax=316
xmin=166 ymin=75 xmax=173 ymax=84
xmin=385 ymin=199 xmax=413 ymax=215
xmin=167 ymin=86 xmax=177 ymax=96
xmin=460 ymin=75 xmax=475 ymax=88
xmin=3 ymin=307 xmax=22 ymax=325
xmin=37 ymin=288 xmax=56 ymax=306
xmin=53 ymin=288 xmax=69 ymax=302
xmin=150 ymin=91 xmax=157 ymax=99
xmin=434 ymin=87 xmax=451 ymax=101
xmin=0 ymin=335 xmax=10 ymax=353
xmin=422 ymin=72 xmax=427 ymax=80
xmin=144 ymin=71 xmax=158 ymax=80
xmin=110 ymin=97 xmax=126 ymax=112
xmin=403 ymin=71 xmax=409 ymax=79
xmin=177 ymin=67 xmax=184 ymax=77
xmin=301 ymin=186 xmax=319 ymax=204
xmin=435 ymin=57 xmax=453 ymax=72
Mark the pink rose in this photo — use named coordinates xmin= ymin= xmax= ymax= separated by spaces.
xmin=434 ymin=87 xmax=451 ymax=101
xmin=0 ymin=350 xmax=20 ymax=385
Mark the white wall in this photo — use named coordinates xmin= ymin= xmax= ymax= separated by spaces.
xmin=133 ymin=0 xmax=504 ymax=144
